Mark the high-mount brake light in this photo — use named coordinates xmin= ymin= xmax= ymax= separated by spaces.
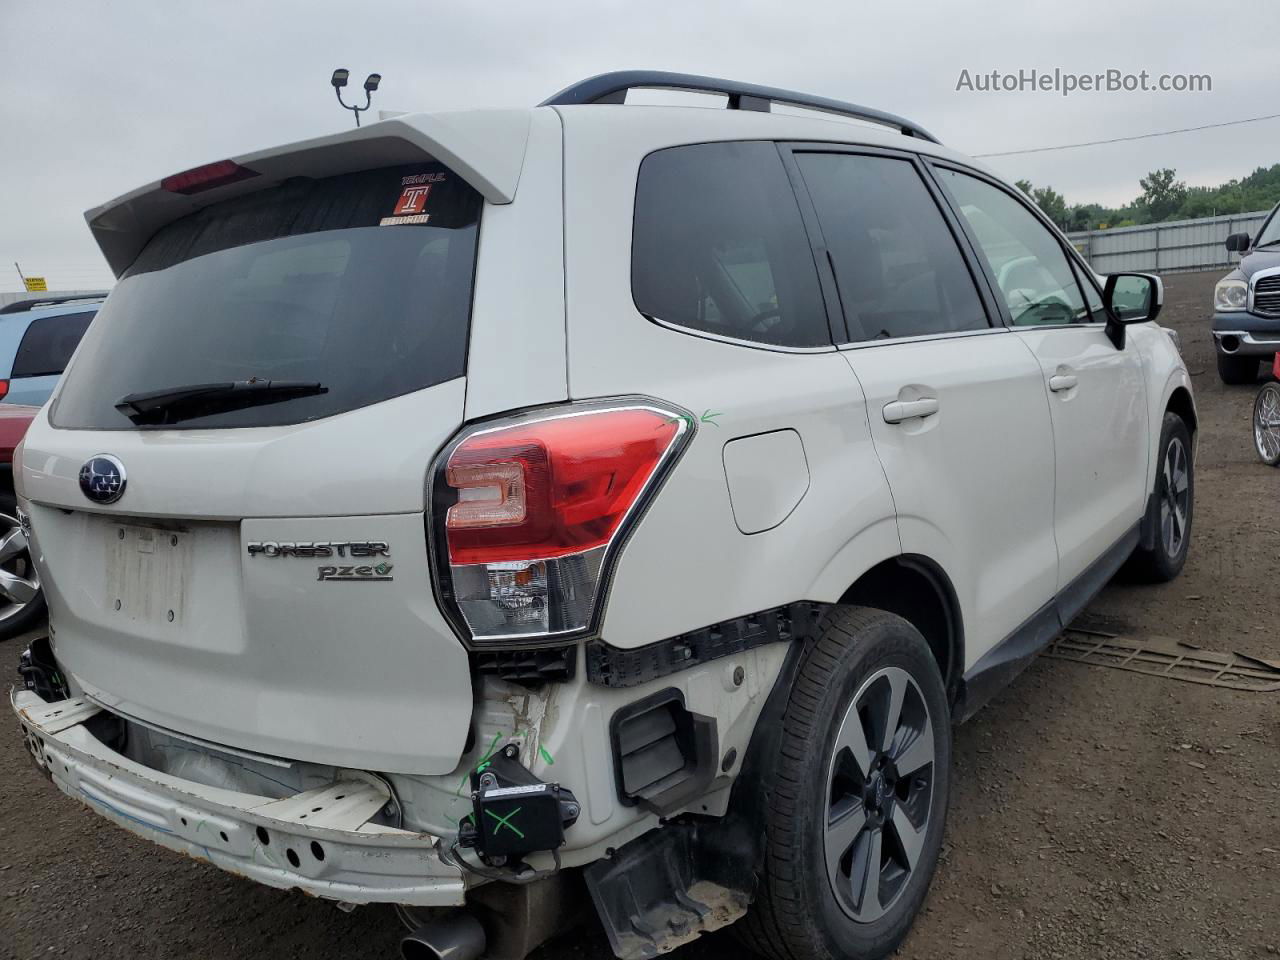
xmin=431 ymin=402 xmax=691 ymax=645
xmin=161 ymin=160 xmax=259 ymax=196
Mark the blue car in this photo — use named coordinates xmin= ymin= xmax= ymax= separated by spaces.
xmin=0 ymin=292 xmax=107 ymax=407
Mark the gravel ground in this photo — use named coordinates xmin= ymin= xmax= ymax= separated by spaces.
xmin=2 ymin=269 xmax=1277 ymax=960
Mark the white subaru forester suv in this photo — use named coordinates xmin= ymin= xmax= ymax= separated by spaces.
xmin=13 ymin=72 xmax=1195 ymax=960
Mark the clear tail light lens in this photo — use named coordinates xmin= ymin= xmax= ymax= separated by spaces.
xmin=430 ymin=401 xmax=692 ymax=646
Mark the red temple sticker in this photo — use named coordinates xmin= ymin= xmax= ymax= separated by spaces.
xmin=393 ymin=184 xmax=432 ymax=216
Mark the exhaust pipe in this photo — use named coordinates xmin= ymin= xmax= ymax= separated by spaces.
xmin=401 ymin=909 xmax=486 ymax=960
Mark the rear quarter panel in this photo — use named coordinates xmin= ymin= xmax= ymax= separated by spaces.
xmin=463 ymin=108 xmax=569 ymax=420
xmin=557 ymin=109 xmax=904 ymax=650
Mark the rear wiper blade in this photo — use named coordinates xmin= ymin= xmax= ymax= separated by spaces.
xmin=115 ymin=379 xmax=327 ymax=425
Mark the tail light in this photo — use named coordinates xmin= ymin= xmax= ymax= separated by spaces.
xmin=0 ymin=380 xmax=9 ymax=400
xmin=430 ymin=401 xmax=693 ymax=646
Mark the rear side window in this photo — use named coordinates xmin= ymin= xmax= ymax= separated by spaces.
xmin=11 ymin=311 xmax=95 ymax=378
xmin=795 ymin=153 xmax=989 ymax=342
xmin=52 ymin=163 xmax=481 ymax=430
xmin=632 ymin=142 xmax=830 ymax=348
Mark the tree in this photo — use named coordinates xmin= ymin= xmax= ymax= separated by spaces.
xmin=1066 ymin=203 xmax=1105 ymax=232
xmin=1137 ymin=168 xmax=1188 ymax=222
xmin=1014 ymin=180 xmax=1069 ymax=227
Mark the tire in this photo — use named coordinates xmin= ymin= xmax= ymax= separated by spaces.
xmin=1128 ymin=413 xmax=1194 ymax=582
xmin=739 ymin=606 xmax=951 ymax=960
xmin=1217 ymin=353 xmax=1259 ymax=385
xmin=0 ymin=490 xmax=45 ymax=642
xmin=1254 ymin=382 xmax=1280 ymax=466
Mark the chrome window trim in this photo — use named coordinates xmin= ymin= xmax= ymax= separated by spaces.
xmin=836 ymin=325 xmax=1009 ymax=350
xmin=645 ymin=313 xmax=838 ymax=354
xmin=835 ymin=320 xmax=1109 ymax=351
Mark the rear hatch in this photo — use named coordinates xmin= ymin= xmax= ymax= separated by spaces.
xmin=21 ymin=157 xmax=487 ymax=774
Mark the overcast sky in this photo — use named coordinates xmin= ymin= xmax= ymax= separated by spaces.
xmin=2 ymin=0 xmax=1276 ymax=291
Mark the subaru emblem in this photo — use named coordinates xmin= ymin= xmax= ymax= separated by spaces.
xmin=79 ymin=455 xmax=127 ymax=505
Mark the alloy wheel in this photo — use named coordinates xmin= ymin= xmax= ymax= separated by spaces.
xmin=825 ymin=666 xmax=935 ymax=923
xmin=1254 ymin=384 xmax=1280 ymax=465
xmin=1159 ymin=437 xmax=1190 ymax=558
xmin=0 ymin=511 xmax=39 ymax=624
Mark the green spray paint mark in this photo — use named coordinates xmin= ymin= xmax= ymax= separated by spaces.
xmin=455 ymin=731 xmax=505 ymax=797
xmin=538 ymin=745 xmax=555 ymax=766
xmin=663 ymin=409 xmax=722 ymax=430
xmin=485 ymin=807 xmax=524 ymax=839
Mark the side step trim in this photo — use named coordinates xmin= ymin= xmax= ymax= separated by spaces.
xmin=957 ymin=522 xmax=1139 ymax=721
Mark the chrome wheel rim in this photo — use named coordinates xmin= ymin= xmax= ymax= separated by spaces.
xmin=824 ymin=666 xmax=935 ymax=924
xmin=1159 ymin=437 xmax=1190 ymax=558
xmin=1254 ymin=384 xmax=1280 ymax=464
xmin=0 ymin=511 xmax=39 ymax=623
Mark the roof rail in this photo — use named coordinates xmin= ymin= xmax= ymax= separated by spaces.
xmin=539 ymin=70 xmax=940 ymax=144
xmin=0 ymin=291 xmax=110 ymax=315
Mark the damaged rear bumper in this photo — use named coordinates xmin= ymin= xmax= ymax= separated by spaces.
xmin=11 ymin=688 xmax=465 ymax=906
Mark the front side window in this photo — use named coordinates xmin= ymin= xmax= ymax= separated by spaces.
xmin=52 ymin=163 xmax=481 ymax=430
xmin=796 ymin=153 xmax=989 ymax=342
xmin=1072 ymin=260 xmax=1105 ymax=320
xmin=632 ymin=141 xmax=830 ymax=348
xmin=11 ymin=311 xmax=95 ymax=378
xmin=938 ymin=169 xmax=1091 ymax=327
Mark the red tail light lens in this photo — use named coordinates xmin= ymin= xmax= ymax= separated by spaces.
xmin=432 ymin=402 xmax=691 ymax=645
xmin=0 ymin=380 xmax=9 ymax=401
xmin=161 ymin=159 xmax=259 ymax=195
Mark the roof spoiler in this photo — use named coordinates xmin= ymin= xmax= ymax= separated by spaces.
xmin=86 ymin=110 xmax=532 ymax=277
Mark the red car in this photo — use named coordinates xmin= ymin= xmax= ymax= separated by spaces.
xmin=0 ymin=403 xmax=44 ymax=639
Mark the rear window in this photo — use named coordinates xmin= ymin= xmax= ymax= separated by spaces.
xmin=52 ymin=163 xmax=481 ymax=430
xmin=11 ymin=310 xmax=95 ymax=378
xmin=795 ymin=153 xmax=989 ymax=341
xmin=631 ymin=141 xmax=830 ymax=348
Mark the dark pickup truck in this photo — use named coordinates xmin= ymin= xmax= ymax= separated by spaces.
xmin=1211 ymin=201 xmax=1280 ymax=383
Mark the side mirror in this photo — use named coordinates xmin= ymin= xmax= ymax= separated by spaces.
xmin=1226 ymin=232 xmax=1251 ymax=253
xmin=1103 ymin=272 xmax=1163 ymax=349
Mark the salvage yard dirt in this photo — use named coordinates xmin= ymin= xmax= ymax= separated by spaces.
xmin=2 ymin=270 xmax=1277 ymax=960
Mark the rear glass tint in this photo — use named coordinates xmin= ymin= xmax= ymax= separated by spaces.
xmin=52 ymin=163 xmax=481 ymax=429
xmin=631 ymin=142 xmax=830 ymax=348
xmin=11 ymin=311 xmax=95 ymax=378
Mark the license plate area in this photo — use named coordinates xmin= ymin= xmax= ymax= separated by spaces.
xmin=104 ymin=521 xmax=193 ymax=625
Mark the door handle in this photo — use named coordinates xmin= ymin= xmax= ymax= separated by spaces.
xmin=1048 ymin=374 xmax=1078 ymax=393
xmin=883 ymin=398 xmax=940 ymax=424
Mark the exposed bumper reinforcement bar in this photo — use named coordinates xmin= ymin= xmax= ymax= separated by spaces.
xmin=12 ymin=689 xmax=466 ymax=906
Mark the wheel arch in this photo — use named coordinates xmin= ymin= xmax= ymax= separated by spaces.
xmin=837 ymin=555 xmax=964 ymax=705
xmin=1165 ymin=384 xmax=1198 ymax=438
xmin=1138 ymin=383 xmax=1198 ymax=555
